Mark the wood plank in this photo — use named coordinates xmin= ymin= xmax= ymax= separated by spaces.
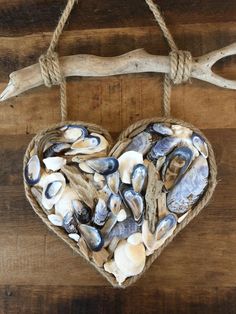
xmin=0 ymin=0 xmax=236 ymax=36
xmin=0 ymin=129 xmax=236 ymax=289
xmin=0 ymin=285 xmax=236 ymax=314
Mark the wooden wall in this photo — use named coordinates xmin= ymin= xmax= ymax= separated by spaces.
xmin=0 ymin=1 xmax=236 ymax=313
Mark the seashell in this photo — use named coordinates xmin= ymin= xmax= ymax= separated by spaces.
xmin=106 ymin=171 xmax=120 ymax=194
xmin=93 ymin=198 xmax=109 ymax=227
xmin=43 ymin=156 xmax=66 ymax=171
xmin=67 ymin=133 xmax=108 ymax=155
xmin=54 ymin=186 xmax=77 ymax=218
xmin=167 ymin=155 xmax=209 ymax=214
xmin=122 ymin=189 xmax=144 ymax=222
xmin=177 ymin=211 xmax=189 ymax=223
xmin=43 ymin=142 xmax=71 ymax=158
xmin=68 ymin=233 xmax=80 ymax=242
xmin=42 ymin=173 xmax=66 ymax=210
xmin=78 ymin=161 xmax=95 ymax=174
xmin=155 ymin=156 xmax=166 ymax=171
xmin=62 ymin=211 xmax=78 ymax=234
xmin=149 ymin=137 xmax=180 ymax=160
xmin=107 ymin=217 xmax=139 ymax=240
xmin=124 ymin=132 xmax=152 ymax=155
xmin=191 ymin=132 xmax=208 ymax=158
xmin=101 ymin=212 xmax=118 ymax=237
xmin=104 ymin=237 xmax=146 ymax=285
xmin=72 ymin=199 xmax=92 ymax=224
xmin=131 ymin=164 xmax=148 ymax=193
xmin=61 ymin=125 xmax=88 ymax=142
xmin=142 ymin=214 xmax=177 ymax=255
xmin=93 ymin=172 xmax=105 ymax=183
xmin=118 ymin=151 xmax=143 ymax=184
xmin=48 ymin=214 xmax=63 ymax=226
xmin=172 ymin=125 xmax=193 ymax=138
xmin=78 ymin=224 xmax=104 ymax=252
xmin=127 ymin=232 xmax=143 ymax=245
xmin=85 ymin=157 xmax=119 ymax=176
xmin=24 ymin=155 xmax=41 ymax=186
xmin=116 ymin=209 xmax=127 ymax=222
xmin=107 ymin=194 xmax=122 ymax=215
xmin=151 ymin=123 xmax=173 ymax=136
xmin=162 ymin=146 xmax=193 ymax=190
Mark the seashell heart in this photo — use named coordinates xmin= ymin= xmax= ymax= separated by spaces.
xmin=23 ymin=118 xmax=217 ymax=288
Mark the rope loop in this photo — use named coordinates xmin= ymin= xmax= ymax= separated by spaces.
xmin=169 ymin=50 xmax=192 ymax=85
xmin=39 ymin=52 xmax=63 ymax=88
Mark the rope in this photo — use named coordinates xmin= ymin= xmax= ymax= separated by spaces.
xmin=39 ymin=0 xmax=77 ymax=121
xmin=145 ymin=0 xmax=192 ymax=116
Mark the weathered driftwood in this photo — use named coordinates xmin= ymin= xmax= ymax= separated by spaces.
xmin=61 ymin=165 xmax=98 ymax=209
xmin=145 ymin=161 xmax=163 ymax=233
xmin=1 ymin=43 xmax=236 ymax=102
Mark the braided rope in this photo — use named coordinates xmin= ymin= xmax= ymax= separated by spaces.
xmin=39 ymin=0 xmax=77 ymax=121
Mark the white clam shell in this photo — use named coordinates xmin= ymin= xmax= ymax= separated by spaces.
xmin=55 ymin=185 xmax=78 ymax=218
xmin=116 ymin=209 xmax=127 ymax=222
xmin=68 ymin=233 xmax=81 ymax=242
xmin=118 ymin=151 xmax=143 ymax=184
xmin=43 ymin=156 xmax=66 ymax=171
xmin=48 ymin=214 xmax=63 ymax=226
xmin=41 ymin=173 xmax=66 ymax=210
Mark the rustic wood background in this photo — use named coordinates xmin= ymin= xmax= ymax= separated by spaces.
xmin=0 ymin=0 xmax=236 ymax=313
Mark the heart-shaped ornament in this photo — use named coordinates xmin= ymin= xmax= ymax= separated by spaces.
xmin=23 ymin=117 xmax=217 ymax=288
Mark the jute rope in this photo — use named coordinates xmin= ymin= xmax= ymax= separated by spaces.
xmin=39 ymin=0 xmax=193 ymax=120
xmin=39 ymin=0 xmax=77 ymax=121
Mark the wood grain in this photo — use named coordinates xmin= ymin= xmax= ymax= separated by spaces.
xmin=0 ymin=0 xmax=236 ymax=312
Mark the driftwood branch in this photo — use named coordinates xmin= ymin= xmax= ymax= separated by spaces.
xmin=1 ymin=43 xmax=236 ymax=102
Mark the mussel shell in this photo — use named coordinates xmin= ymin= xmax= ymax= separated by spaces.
xmin=72 ymin=200 xmax=92 ymax=224
xmin=124 ymin=132 xmax=152 ymax=155
xmin=155 ymin=214 xmax=177 ymax=240
xmin=62 ymin=125 xmax=88 ymax=142
xmin=191 ymin=132 xmax=208 ymax=158
xmin=72 ymin=135 xmax=101 ymax=150
xmin=93 ymin=199 xmax=109 ymax=227
xmin=161 ymin=146 xmax=193 ymax=190
xmin=131 ymin=164 xmax=148 ymax=193
xmin=151 ymin=123 xmax=173 ymax=136
xmin=167 ymin=155 xmax=209 ymax=214
xmin=149 ymin=137 xmax=179 ymax=160
xmin=45 ymin=181 xmax=63 ymax=199
xmin=24 ymin=155 xmax=41 ymax=186
xmin=86 ymin=157 xmax=119 ymax=176
xmin=107 ymin=194 xmax=122 ymax=215
xmin=62 ymin=212 xmax=78 ymax=234
xmin=43 ymin=142 xmax=71 ymax=158
xmin=107 ymin=217 xmax=139 ymax=240
xmin=122 ymin=189 xmax=144 ymax=222
xmin=79 ymin=224 xmax=104 ymax=252
xmin=106 ymin=171 xmax=120 ymax=194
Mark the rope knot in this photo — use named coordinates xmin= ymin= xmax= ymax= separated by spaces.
xmin=39 ymin=52 xmax=63 ymax=87
xmin=169 ymin=50 xmax=192 ymax=85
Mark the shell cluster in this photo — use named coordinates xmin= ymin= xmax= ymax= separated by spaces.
xmin=24 ymin=122 xmax=209 ymax=285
